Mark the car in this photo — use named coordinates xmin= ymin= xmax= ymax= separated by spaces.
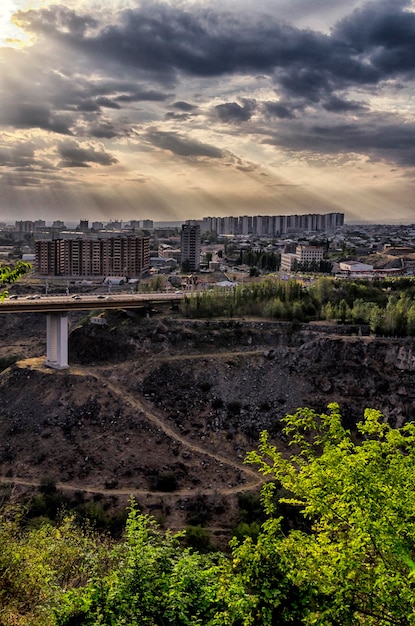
xmin=72 ymin=295 xmax=81 ymax=300
xmin=9 ymin=295 xmax=18 ymax=300
xmin=97 ymin=295 xmax=105 ymax=299
xmin=175 ymin=290 xmax=183 ymax=294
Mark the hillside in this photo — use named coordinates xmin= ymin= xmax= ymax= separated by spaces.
xmin=0 ymin=308 xmax=415 ymax=537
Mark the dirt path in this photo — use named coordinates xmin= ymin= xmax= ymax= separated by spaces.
xmin=74 ymin=365 xmax=263 ymax=484
xmin=0 ymin=475 xmax=263 ymax=497
xmin=7 ymin=357 xmax=266 ymax=499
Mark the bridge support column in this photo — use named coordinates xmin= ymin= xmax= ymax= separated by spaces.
xmin=45 ymin=312 xmax=69 ymax=369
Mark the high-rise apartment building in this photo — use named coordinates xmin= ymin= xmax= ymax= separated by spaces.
xmin=35 ymin=235 xmax=150 ymax=278
xmin=181 ymin=224 xmax=201 ymax=271
xmin=202 ymin=212 xmax=344 ymax=236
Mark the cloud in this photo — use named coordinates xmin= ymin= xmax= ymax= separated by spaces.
xmin=57 ymin=141 xmax=118 ymax=167
xmin=173 ymin=101 xmax=197 ymax=111
xmin=215 ymin=100 xmax=257 ymax=123
xmin=0 ymin=102 xmax=73 ymax=135
xmin=0 ymin=142 xmax=36 ymax=168
xmin=115 ymin=88 xmax=171 ymax=103
xmin=262 ymin=115 xmax=415 ymax=167
xmin=11 ymin=1 xmax=415 ymax=109
xmin=145 ymin=130 xmax=223 ymax=158
xmin=322 ymin=96 xmax=368 ymax=113
xmin=95 ymin=97 xmax=121 ymax=110
xmin=333 ymin=0 xmax=415 ymax=75
xmin=1 ymin=0 xmax=415 ymax=221
xmin=263 ymin=101 xmax=297 ymax=119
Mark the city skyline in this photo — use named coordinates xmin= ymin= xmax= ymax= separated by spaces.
xmin=1 ymin=0 xmax=415 ymax=224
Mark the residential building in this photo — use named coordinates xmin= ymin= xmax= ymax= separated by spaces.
xmin=181 ymin=224 xmax=201 ymax=271
xmin=296 ymin=245 xmax=324 ymax=265
xmin=35 ymin=235 xmax=150 ymax=278
xmin=202 ymin=212 xmax=344 ymax=236
xmin=158 ymin=243 xmax=181 ymax=262
xmin=280 ymin=244 xmax=324 ymax=271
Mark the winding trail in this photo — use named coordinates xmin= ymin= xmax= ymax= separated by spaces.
xmin=1 ymin=356 xmax=267 ymax=499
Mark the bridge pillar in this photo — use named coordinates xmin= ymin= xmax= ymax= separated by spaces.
xmin=45 ymin=312 xmax=69 ymax=369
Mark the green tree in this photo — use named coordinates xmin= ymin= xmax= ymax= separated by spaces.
xmin=369 ymin=305 xmax=384 ymax=334
xmin=237 ymin=404 xmax=415 ymax=624
xmin=338 ymin=297 xmax=349 ymax=323
xmin=57 ymin=501 xmax=221 ymax=626
xmin=0 ymin=260 xmax=31 ymax=299
xmin=407 ymin=303 xmax=415 ymax=336
xmin=0 ymin=508 xmax=103 ymax=626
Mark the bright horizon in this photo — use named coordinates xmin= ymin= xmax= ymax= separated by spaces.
xmin=0 ymin=0 xmax=415 ymax=224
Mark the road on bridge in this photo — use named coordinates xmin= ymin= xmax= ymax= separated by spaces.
xmin=0 ymin=292 xmax=187 ymax=313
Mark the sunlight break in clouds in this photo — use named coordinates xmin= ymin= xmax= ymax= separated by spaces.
xmin=0 ymin=0 xmax=41 ymax=47
xmin=0 ymin=0 xmax=415 ymax=223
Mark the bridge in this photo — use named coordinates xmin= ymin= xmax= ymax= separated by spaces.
xmin=0 ymin=292 xmax=186 ymax=369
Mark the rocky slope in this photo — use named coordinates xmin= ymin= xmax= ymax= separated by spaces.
xmin=0 ymin=309 xmax=414 ymax=537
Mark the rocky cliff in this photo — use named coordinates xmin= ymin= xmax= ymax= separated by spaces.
xmin=0 ymin=310 xmax=414 ymax=536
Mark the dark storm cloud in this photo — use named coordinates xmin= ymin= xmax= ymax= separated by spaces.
xmin=57 ymin=141 xmax=118 ymax=168
xmin=0 ymin=103 xmax=73 ymax=135
xmin=263 ymin=101 xmax=297 ymax=119
xmin=18 ymin=4 xmax=333 ymax=84
xmin=173 ymin=102 xmax=197 ymax=112
xmin=14 ymin=1 xmax=415 ymax=105
xmin=5 ymin=0 xmax=415 ymax=175
xmin=322 ymin=96 xmax=367 ymax=113
xmin=145 ymin=130 xmax=223 ymax=158
xmin=95 ymin=97 xmax=121 ymax=110
xmin=115 ymin=89 xmax=171 ymax=103
xmin=333 ymin=0 xmax=415 ymax=74
xmin=72 ymin=84 xmax=169 ymax=117
xmin=88 ymin=123 xmax=119 ymax=139
xmin=165 ymin=112 xmax=192 ymax=121
xmin=264 ymin=116 xmax=415 ymax=167
xmin=215 ymin=100 xmax=257 ymax=123
xmin=76 ymin=100 xmax=101 ymax=113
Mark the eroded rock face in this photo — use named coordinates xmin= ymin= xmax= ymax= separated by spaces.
xmin=386 ymin=345 xmax=415 ymax=371
xmin=68 ymin=315 xmax=415 ymax=428
xmin=1 ymin=314 xmax=415 ymax=536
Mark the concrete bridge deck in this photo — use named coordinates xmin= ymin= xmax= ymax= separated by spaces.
xmin=0 ymin=291 xmax=187 ymax=369
xmin=0 ymin=292 xmax=185 ymax=313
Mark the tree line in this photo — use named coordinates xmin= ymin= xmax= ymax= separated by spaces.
xmin=182 ymin=276 xmax=415 ymax=335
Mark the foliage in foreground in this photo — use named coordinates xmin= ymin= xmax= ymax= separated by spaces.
xmin=0 ymin=261 xmax=31 ymax=300
xmin=2 ymin=405 xmax=415 ymax=624
xmin=239 ymin=404 xmax=415 ymax=624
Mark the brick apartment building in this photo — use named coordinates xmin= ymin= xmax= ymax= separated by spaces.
xmin=35 ymin=235 xmax=150 ymax=278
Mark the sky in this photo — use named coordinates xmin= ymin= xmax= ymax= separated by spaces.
xmin=0 ymin=0 xmax=415 ymax=225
